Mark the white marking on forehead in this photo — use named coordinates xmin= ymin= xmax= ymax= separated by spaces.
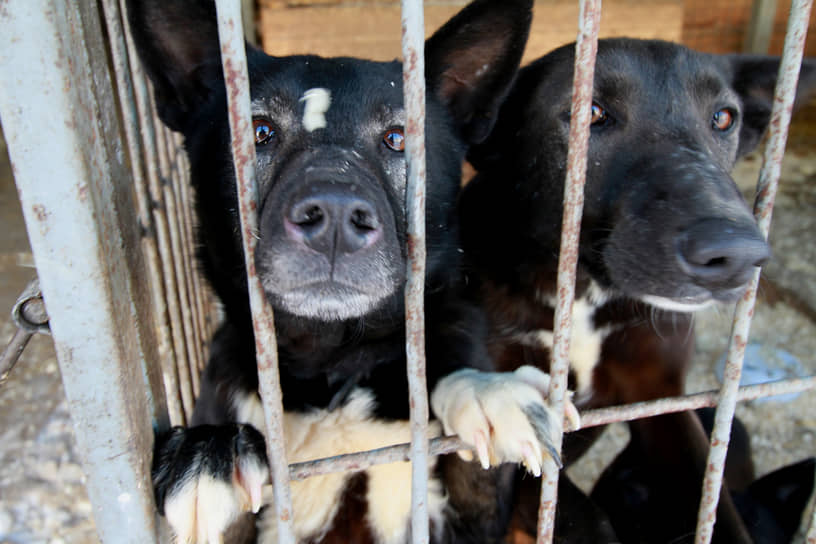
xmin=300 ymin=87 xmax=331 ymax=132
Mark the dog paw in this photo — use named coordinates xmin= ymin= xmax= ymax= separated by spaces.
xmin=152 ymin=424 xmax=270 ymax=543
xmin=431 ymin=366 xmax=580 ymax=476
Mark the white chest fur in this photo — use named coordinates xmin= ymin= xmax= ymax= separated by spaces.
xmin=521 ymin=287 xmax=615 ymax=393
xmin=234 ymin=390 xmax=446 ymax=543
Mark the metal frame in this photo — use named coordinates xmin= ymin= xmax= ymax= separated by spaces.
xmin=1 ymin=0 xmax=815 ymax=542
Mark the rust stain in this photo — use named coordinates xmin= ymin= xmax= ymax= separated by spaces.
xmin=32 ymin=204 xmax=48 ymax=222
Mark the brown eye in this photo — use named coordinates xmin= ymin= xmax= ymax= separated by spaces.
xmin=712 ymin=109 xmax=735 ymax=131
xmin=383 ymin=128 xmax=405 ymax=151
xmin=590 ymin=103 xmax=608 ymax=125
xmin=253 ymin=118 xmax=276 ymax=145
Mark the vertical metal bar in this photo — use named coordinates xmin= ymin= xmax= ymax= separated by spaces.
xmin=101 ymin=0 xmax=185 ymax=426
xmin=156 ymin=121 xmax=203 ymax=399
xmin=0 ymin=1 xmax=164 ymax=540
xmin=119 ymin=0 xmax=196 ymax=421
xmin=808 ymin=499 xmax=816 ymax=543
xmin=537 ymin=0 xmax=602 ymax=541
xmin=172 ymin=131 xmax=213 ymax=375
xmin=213 ymin=2 xmax=296 ymax=542
xmin=694 ymin=0 xmax=813 ymax=541
xmin=400 ymin=0 xmax=431 ymax=542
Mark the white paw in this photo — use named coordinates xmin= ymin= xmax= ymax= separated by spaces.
xmin=153 ymin=425 xmax=270 ymax=543
xmin=431 ymin=366 xmax=579 ymax=476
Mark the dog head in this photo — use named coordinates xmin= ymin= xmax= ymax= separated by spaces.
xmin=464 ymin=39 xmax=816 ymax=311
xmin=129 ymin=0 xmax=532 ymax=323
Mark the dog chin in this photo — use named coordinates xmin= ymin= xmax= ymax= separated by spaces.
xmin=273 ymin=286 xmax=393 ymax=321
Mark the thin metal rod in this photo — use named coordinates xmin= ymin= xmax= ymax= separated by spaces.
xmin=273 ymin=376 xmax=816 ymax=481
xmin=400 ymin=0 xmax=431 ymax=542
xmin=537 ymin=0 xmax=602 ymax=541
xmin=0 ymin=329 xmax=33 ymax=384
xmin=214 ymin=2 xmax=295 ymax=542
xmin=808 ymin=497 xmax=816 ymax=543
xmin=694 ymin=0 xmax=814 ymax=541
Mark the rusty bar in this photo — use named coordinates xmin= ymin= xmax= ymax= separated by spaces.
xmin=575 ymin=376 xmax=816 ymax=430
xmin=103 ymin=0 xmax=184 ymax=426
xmin=537 ymin=0 xmax=602 ymax=541
xmin=694 ymin=0 xmax=814 ymax=541
xmin=0 ymin=329 xmax=33 ymax=384
xmin=274 ymin=376 xmax=815 ymax=481
xmin=400 ymin=0 xmax=431 ymax=541
xmin=213 ymin=1 xmax=295 ymax=542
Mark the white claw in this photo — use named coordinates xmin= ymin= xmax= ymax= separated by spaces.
xmin=521 ymin=442 xmax=542 ymax=477
xmin=474 ymin=430 xmax=491 ymax=469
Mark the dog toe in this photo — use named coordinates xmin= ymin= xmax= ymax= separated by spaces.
xmin=431 ymin=369 xmax=568 ymax=473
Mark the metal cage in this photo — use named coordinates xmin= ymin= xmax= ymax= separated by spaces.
xmin=0 ymin=0 xmax=814 ymax=543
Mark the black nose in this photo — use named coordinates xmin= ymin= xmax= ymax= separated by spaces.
xmin=678 ymin=219 xmax=770 ymax=289
xmin=285 ymin=184 xmax=382 ymax=256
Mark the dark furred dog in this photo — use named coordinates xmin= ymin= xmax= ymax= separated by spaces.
xmin=127 ymin=1 xmax=573 ymax=542
xmin=459 ymin=39 xmax=816 ymax=542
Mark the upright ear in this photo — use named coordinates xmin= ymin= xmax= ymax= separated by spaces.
xmin=126 ymin=0 xmax=226 ymax=131
xmin=425 ymin=0 xmax=533 ymax=144
xmin=725 ymin=54 xmax=816 ymax=157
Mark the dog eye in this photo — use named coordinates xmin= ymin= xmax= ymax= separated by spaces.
xmin=590 ymin=103 xmax=608 ymax=125
xmin=383 ymin=128 xmax=405 ymax=152
xmin=253 ymin=118 xmax=277 ymax=145
xmin=712 ymin=109 xmax=735 ymax=132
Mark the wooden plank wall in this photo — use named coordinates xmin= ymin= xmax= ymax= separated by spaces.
xmin=258 ymin=0 xmax=685 ymax=64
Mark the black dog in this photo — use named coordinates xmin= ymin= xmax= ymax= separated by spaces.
xmin=458 ymin=38 xmax=816 ymax=542
xmin=593 ymin=408 xmax=816 ymax=543
xmin=127 ymin=0 xmax=573 ymax=542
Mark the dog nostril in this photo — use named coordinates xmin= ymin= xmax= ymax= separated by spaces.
xmin=350 ymin=207 xmax=377 ymax=232
xmin=294 ymin=204 xmax=324 ymax=227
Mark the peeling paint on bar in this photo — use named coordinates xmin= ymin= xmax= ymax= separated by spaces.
xmin=213 ymin=1 xmax=296 ymax=542
xmin=537 ymin=0 xmax=602 ymax=542
xmin=400 ymin=0 xmax=431 ymax=542
xmin=694 ymin=0 xmax=814 ymax=542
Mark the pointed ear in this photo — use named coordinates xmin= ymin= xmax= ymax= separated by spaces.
xmin=126 ymin=0 xmax=227 ymax=131
xmin=725 ymin=54 xmax=816 ymax=157
xmin=425 ymin=0 xmax=533 ymax=144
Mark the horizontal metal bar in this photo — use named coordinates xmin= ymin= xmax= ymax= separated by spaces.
xmin=268 ymin=376 xmax=816 ymax=483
